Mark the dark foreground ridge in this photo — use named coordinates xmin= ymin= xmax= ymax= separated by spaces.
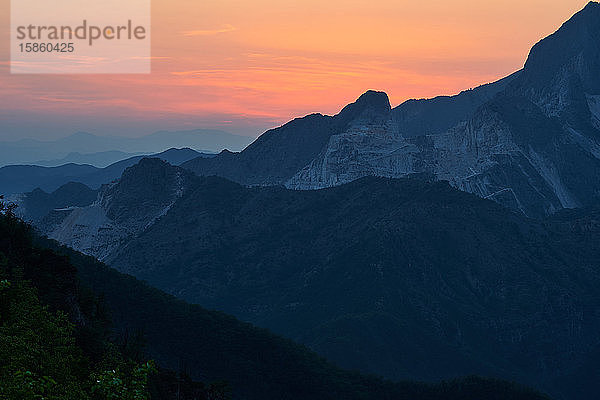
xmin=0 ymin=199 xmax=550 ymax=399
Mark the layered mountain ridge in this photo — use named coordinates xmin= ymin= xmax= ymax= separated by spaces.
xmin=184 ymin=2 xmax=600 ymax=218
xmin=1 ymin=147 xmax=208 ymax=195
xmin=34 ymin=157 xmax=600 ymax=399
xmin=15 ymin=4 xmax=600 ymax=400
xmin=1 ymin=201 xmax=555 ymax=400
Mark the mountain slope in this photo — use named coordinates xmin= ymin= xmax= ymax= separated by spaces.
xmin=44 ymin=159 xmax=193 ymax=261
xmin=0 ymin=213 xmax=547 ymax=400
xmin=183 ymin=91 xmax=394 ymax=186
xmin=104 ymin=171 xmax=600 ymax=400
xmin=392 ymin=71 xmax=521 ymax=137
xmin=42 ymin=158 xmax=597 ymax=400
xmin=183 ymin=3 xmax=600 ymax=218
xmin=62 ymin=243 xmax=552 ymax=400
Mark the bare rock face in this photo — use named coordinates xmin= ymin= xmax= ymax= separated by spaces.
xmin=285 ymin=84 xmax=600 ymax=217
xmin=46 ymin=158 xmax=191 ymax=260
xmin=280 ymin=4 xmax=600 ymax=218
xmin=287 ymin=91 xmax=419 ymax=189
xmin=182 ymin=4 xmax=600 ymax=218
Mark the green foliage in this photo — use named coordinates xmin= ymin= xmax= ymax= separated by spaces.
xmin=0 ymin=210 xmax=156 ymax=400
xmin=0 ymin=280 xmax=88 ymax=400
xmin=91 ymin=361 xmax=156 ymax=400
xmin=10 ymin=371 xmax=58 ymax=400
xmin=0 ymin=209 xmax=239 ymax=400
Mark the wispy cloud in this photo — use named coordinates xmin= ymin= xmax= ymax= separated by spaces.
xmin=182 ymin=24 xmax=237 ymax=37
xmin=129 ymin=56 xmax=172 ymax=60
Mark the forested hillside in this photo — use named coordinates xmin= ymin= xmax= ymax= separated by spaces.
xmin=0 ymin=197 xmax=550 ymax=400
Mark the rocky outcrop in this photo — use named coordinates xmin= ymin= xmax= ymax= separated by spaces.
xmin=45 ymin=158 xmax=192 ymax=260
xmin=285 ymin=3 xmax=600 ymax=217
xmin=184 ymin=3 xmax=600 ymax=218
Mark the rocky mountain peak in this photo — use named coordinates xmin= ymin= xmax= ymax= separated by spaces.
xmin=181 ymin=3 xmax=600 ymax=217
xmin=354 ymin=90 xmax=391 ymax=110
xmin=102 ymin=158 xmax=189 ymax=225
xmin=44 ymin=158 xmax=194 ymax=261
xmin=115 ymin=158 xmax=182 ymax=192
xmin=521 ymin=1 xmax=600 ymax=91
xmin=336 ymin=90 xmax=392 ymax=124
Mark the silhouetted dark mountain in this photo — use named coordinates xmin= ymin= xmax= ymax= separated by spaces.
xmin=181 ymin=79 xmax=519 ymax=187
xmin=0 ymin=203 xmax=551 ymax=400
xmin=393 ymin=71 xmax=521 ymax=137
xmin=183 ymin=90 xmax=392 ymax=186
xmin=62 ymin=240 xmax=553 ymax=400
xmin=183 ymin=3 xmax=600 ymax=218
xmin=38 ymin=158 xmax=600 ymax=400
xmin=22 ymin=182 xmax=98 ymax=222
xmin=0 ymin=163 xmax=99 ymax=196
xmin=519 ymin=1 xmax=600 ymax=92
xmin=0 ymin=148 xmax=210 ymax=195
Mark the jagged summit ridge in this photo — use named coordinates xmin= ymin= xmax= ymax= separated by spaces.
xmin=346 ymin=90 xmax=391 ymax=112
xmin=284 ymin=3 xmax=600 ymax=216
xmin=184 ymin=2 xmax=600 ymax=218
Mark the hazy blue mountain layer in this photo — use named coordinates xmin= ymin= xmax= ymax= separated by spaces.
xmin=0 ymin=129 xmax=251 ymax=167
xmin=0 ymin=148 xmax=210 ymax=195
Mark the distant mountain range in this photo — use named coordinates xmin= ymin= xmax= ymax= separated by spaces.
xmin=184 ymin=2 xmax=600 ymax=218
xmin=0 ymin=129 xmax=253 ymax=167
xmin=0 ymin=148 xmax=213 ymax=195
xmin=32 ymin=151 xmax=146 ymax=168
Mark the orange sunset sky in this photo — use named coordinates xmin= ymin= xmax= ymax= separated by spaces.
xmin=0 ymin=0 xmax=592 ymax=140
